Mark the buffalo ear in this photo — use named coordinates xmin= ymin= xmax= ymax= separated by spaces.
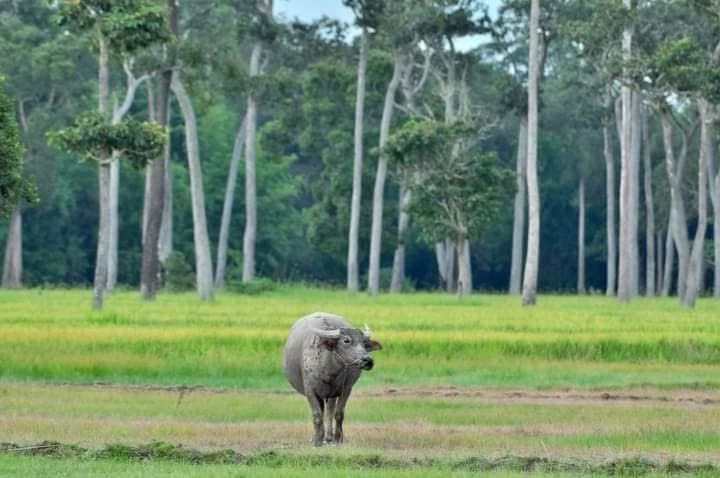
xmin=366 ymin=340 xmax=382 ymax=351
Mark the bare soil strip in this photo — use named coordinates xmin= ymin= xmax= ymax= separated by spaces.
xmin=55 ymin=381 xmax=720 ymax=407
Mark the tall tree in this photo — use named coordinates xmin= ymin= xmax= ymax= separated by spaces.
xmin=616 ymin=0 xmax=634 ymax=303
xmin=389 ymin=48 xmax=432 ymax=293
xmin=107 ymin=60 xmax=151 ymax=292
xmin=344 ymin=0 xmax=383 ymax=293
xmin=243 ymin=0 xmax=275 ymax=283
xmin=171 ymin=76 xmax=214 ymax=300
xmin=367 ymin=0 xmax=428 ymax=296
xmin=56 ymin=0 xmax=170 ymax=308
xmin=0 ymin=76 xmax=36 ymax=223
xmin=521 ymin=0 xmax=540 ymax=305
xmin=140 ymin=0 xmax=175 ymax=301
xmin=0 ymin=3 xmax=74 ymax=287
xmin=642 ymin=107 xmax=655 ymax=296
xmin=385 ymin=120 xmax=514 ymax=297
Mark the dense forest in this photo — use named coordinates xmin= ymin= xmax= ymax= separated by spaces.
xmin=0 ymin=0 xmax=718 ymax=306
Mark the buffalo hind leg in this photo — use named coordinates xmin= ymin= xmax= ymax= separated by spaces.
xmin=306 ymin=393 xmax=325 ymax=446
xmin=324 ymin=397 xmax=337 ymax=444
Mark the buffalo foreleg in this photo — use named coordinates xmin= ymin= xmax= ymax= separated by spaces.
xmin=306 ymin=393 xmax=325 ymax=446
xmin=324 ymin=397 xmax=337 ymax=443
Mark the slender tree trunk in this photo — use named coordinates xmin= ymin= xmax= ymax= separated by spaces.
xmin=643 ymin=107 xmax=655 ymax=296
xmin=445 ymin=238 xmax=457 ymax=293
xmin=215 ymin=112 xmax=248 ymax=289
xmin=661 ymin=212 xmax=675 ymax=296
xmin=141 ymin=0 xmax=175 ymax=298
xmin=435 ymin=241 xmax=447 ymax=288
xmin=347 ymin=27 xmax=368 ymax=293
xmin=142 ymin=81 xmax=156 ymax=244
xmin=617 ymin=4 xmax=633 ymax=303
xmin=368 ymin=53 xmax=403 ymax=296
xmin=715 ymin=178 xmax=720 ymax=298
xmin=683 ymin=99 xmax=711 ymax=307
xmin=93 ymin=31 xmax=111 ymax=309
xmin=509 ymin=114 xmax=528 ymax=294
xmin=158 ymin=99 xmax=173 ymax=264
xmin=3 ymin=101 xmax=28 ymax=289
xmin=106 ymin=154 xmax=119 ymax=291
xmin=390 ymin=183 xmax=411 ymax=293
xmin=522 ymin=0 xmax=541 ymax=306
xmin=172 ymin=74 xmax=214 ymax=300
xmin=2 ymin=209 xmax=22 ymax=288
xmin=629 ymin=92 xmax=642 ymax=297
xmin=706 ymin=108 xmax=719 ymax=298
xmin=660 ymin=111 xmax=690 ymax=298
xmin=242 ymin=44 xmax=262 ymax=283
xmin=604 ymin=123 xmax=617 ymax=296
xmin=456 ymin=236 xmax=472 ymax=297
xmin=656 ymin=230 xmax=664 ymax=293
xmin=577 ymin=177 xmax=586 ymax=294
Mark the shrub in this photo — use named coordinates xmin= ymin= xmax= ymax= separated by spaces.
xmin=163 ymin=252 xmax=194 ymax=292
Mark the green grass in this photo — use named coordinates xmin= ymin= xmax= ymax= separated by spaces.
xmin=2 ymin=288 xmax=720 ymax=476
xmin=1 ymin=288 xmax=719 ymax=389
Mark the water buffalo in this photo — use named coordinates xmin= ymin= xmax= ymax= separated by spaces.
xmin=283 ymin=312 xmax=382 ymax=446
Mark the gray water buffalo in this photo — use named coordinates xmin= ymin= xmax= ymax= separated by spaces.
xmin=283 ymin=312 xmax=382 ymax=446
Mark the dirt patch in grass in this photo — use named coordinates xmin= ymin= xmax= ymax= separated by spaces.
xmin=50 ymin=381 xmax=720 ymax=407
xmin=367 ymin=387 xmax=720 ymax=407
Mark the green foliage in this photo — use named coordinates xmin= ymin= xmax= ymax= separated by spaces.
xmin=385 ymin=119 xmax=515 ymax=245
xmin=56 ymin=0 xmax=171 ymax=53
xmin=163 ymin=252 xmax=194 ymax=292
xmin=49 ymin=111 xmax=166 ymax=169
xmin=649 ymin=37 xmax=720 ymax=102
xmin=0 ymin=77 xmax=37 ymax=217
xmin=227 ymin=277 xmax=278 ymax=295
xmin=342 ymin=0 xmax=386 ymax=29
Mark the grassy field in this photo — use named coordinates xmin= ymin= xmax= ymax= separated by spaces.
xmin=1 ymin=288 xmax=720 ymax=476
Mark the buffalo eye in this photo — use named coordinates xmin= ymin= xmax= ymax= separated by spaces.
xmin=342 ymin=336 xmax=351 ymax=344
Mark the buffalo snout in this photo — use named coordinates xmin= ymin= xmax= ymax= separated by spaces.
xmin=361 ymin=356 xmax=374 ymax=370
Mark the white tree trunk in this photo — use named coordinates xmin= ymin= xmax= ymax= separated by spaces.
xmin=106 ymin=155 xmax=119 ymax=292
xmin=347 ymin=27 xmax=369 ymax=293
xmin=604 ymin=123 xmax=617 ymax=296
xmin=705 ymin=108 xmax=719 ymax=298
xmin=172 ymin=74 xmax=214 ymax=300
xmin=509 ymin=114 xmax=528 ymax=294
xmin=656 ymin=230 xmax=664 ymax=294
xmin=445 ymin=238 xmax=457 ymax=293
xmin=242 ymin=41 xmax=263 ymax=283
xmin=456 ymin=237 xmax=472 ymax=297
xmin=617 ymin=5 xmax=633 ymax=303
xmin=215 ymin=112 xmax=248 ymax=289
xmin=643 ymin=107 xmax=655 ymax=297
xmin=368 ymin=52 xmax=403 ymax=296
xmin=577 ymin=178 xmax=586 ymax=294
xmin=158 ymin=100 xmax=173 ymax=264
xmin=629 ymin=92 xmax=642 ymax=297
xmin=660 ymin=112 xmax=690 ymax=298
xmin=683 ymin=99 xmax=711 ymax=307
xmin=522 ymin=0 xmax=541 ymax=306
xmin=2 ymin=209 xmax=22 ymax=288
xmin=390 ymin=184 xmax=411 ymax=293
xmin=93 ymin=32 xmax=111 ymax=309
xmin=435 ymin=241 xmax=448 ymax=286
